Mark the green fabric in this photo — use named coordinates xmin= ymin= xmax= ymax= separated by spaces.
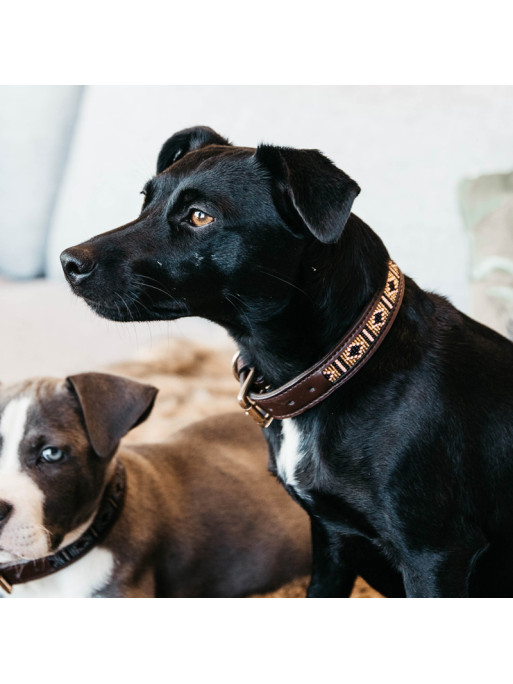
xmin=459 ymin=171 xmax=513 ymax=235
xmin=458 ymin=170 xmax=513 ymax=338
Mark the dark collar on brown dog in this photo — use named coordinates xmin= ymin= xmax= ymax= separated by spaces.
xmin=0 ymin=460 xmax=126 ymax=595
xmin=233 ymin=260 xmax=405 ymax=427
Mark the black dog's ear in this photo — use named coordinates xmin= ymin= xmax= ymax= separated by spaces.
xmin=255 ymin=145 xmax=360 ymax=244
xmin=66 ymin=373 xmax=158 ymax=458
xmin=157 ymin=125 xmax=231 ymax=173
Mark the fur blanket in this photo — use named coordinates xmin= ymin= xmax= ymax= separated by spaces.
xmin=108 ymin=339 xmax=381 ymax=599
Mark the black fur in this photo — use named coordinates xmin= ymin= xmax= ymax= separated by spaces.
xmin=61 ymin=126 xmax=513 ymax=597
xmin=156 ymin=125 xmax=231 ymax=173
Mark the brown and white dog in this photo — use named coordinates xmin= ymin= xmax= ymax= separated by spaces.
xmin=0 ymin=372 xmax=311 ymax=597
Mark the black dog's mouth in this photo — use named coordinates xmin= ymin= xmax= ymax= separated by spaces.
xmin=81 ymin=295 xmax=190 ymax=322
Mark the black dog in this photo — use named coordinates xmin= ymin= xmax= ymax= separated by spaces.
xmin=61 ymin=126 xmax=513 ymax=597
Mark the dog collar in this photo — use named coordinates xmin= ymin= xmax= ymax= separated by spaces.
xmin=0 ymin=460 xmax=126 ymax=595
xmin=233 ymin=260 xmax=405 ymax=427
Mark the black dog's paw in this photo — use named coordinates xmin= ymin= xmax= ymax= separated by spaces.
xmin=306 ymin=577 xmax=355 ymax=598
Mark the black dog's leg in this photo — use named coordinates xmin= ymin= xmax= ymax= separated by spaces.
xmin=306 ymin=517 xmax=356 ymax=597
xmin=402 ymin=545 xmax=485 ymax=598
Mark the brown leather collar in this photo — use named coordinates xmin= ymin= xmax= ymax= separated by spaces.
xmin=233 ymin=260 xmax=405 ymax=427
xmin=0 ymin=459 xmax=126 ymax=595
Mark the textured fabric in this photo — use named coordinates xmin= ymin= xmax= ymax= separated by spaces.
xmin=459 ymin=171 xmax=513 ymax=339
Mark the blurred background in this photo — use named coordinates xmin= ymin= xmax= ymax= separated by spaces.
xmin=1 ymin=85 xmax=512 ymax=382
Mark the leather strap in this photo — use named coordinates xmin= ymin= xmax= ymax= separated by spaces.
xmin=233 ymin=260 xmax=405 ymax=426
xmin=0 ymin=459 xmax=126 ymax=594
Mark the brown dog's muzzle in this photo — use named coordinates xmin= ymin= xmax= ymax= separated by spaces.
xmin=0 ymin=501 xmax=13 ymax=530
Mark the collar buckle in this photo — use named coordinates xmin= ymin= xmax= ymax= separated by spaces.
xmin=0 ymin=574 xmax=12 ymax=594
xmin=231 ymin=260 xmax=405 ymax=421
xmin=236 ymin=365 xmax=274 ymax=428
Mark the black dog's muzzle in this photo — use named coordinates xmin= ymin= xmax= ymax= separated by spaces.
xmin=60 ymin=247 xmax=98 ymax=287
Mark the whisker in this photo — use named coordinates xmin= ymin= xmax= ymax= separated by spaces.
xmin=256 ymin=267 xmax=313 ymax=302
xmin=132 ymin=278 xmax=177 ymax=300
xmin=225 ymin=293 xmax=254 ymax=334
xmin=132 ymin=274 xmax=190 ymax=314
xmin=134 ymin=273 xmax=168 ymax=286
xmin=114 ymin=292 xmax=139 ymax=342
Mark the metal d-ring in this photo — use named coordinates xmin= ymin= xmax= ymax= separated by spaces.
xmin=235 ymin=362 xmax=273 ymax=428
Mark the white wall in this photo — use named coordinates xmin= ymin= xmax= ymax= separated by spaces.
xmin=38 ymin=85 xmax=513 ymax=311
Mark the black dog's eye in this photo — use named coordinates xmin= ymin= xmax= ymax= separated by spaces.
xmin=40 ymin=446 xmax=66 ymax=464
xmin=188 ymin=210 xmax=214 ymax=227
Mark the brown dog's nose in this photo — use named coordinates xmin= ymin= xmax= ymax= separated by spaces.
xmin=0 ymin=501 xmax=13 ymax=526
xmin=60 ymin=248 xmax=97 ymax=285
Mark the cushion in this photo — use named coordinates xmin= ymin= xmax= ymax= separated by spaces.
xmin=459 ymin=171 xmax=513 ymax=339
xmin=0 ymin=86 xmax=82 ymax=278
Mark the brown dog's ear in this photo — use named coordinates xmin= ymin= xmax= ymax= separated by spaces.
xmin=66 ymin=373 xmax=158 ymax=458
xmin=157 ymin=126 xmax=231 ymax=173
xmin=255 ymin=145 xmax=360 ymax=244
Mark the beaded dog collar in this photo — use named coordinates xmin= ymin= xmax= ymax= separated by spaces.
xmin=233 ymin=260 xmax=405 ymax=427
xmin=0 ymin=459 xmax=126 ymax=595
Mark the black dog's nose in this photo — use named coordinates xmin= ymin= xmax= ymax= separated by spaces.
xmin=0 ymin=501 xmax=13 ymax=525
xmin=60 ymin=248 xmax=97 ymax=285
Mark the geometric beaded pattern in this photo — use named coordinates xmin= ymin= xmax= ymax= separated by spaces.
xmin=322 ymin=260 xmax=402 ymax=384
xmin=340 ymin=333 xmax=371 ymax=367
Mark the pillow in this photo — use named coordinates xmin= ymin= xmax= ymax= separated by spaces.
xmin=459 ymin=171 xmax=513 ymax=339
xmin=0 ymin=86 xmax=82 ymax=278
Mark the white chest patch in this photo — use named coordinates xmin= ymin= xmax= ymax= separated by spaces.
xmin=276 ymin=419 xmax=303 ymax=488
xmin=1 ymin=547 xmax=115 ymax=598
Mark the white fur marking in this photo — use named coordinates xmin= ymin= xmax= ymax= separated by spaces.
xmin=0 ymin=396 xmax=115 ymax=597
xmin=0 ymin=396 xmax=48 ymax=560
xmin=277 ymin=419 xmax=303 ymax=488
xmin=0 ymin=396 xmax=31 ymax=472
xmin=1 ymin=547 xmax=115 ymax=598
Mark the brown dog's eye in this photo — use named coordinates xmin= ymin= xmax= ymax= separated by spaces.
xmin=189 ymin=210 xmax=214 ymax=227
xmin=40 ymin=446 xmax=66 ymax=464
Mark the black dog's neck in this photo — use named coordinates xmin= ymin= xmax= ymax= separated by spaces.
xmin=232 ymin=214 xmax=391 ymax=388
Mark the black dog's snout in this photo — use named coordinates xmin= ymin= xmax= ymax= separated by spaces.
xmin=60 ymin=248 xmax=97 ymax=285
xmin=0 ymin=501 xmax=13 ymax=526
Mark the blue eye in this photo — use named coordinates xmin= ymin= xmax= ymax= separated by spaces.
xmin=40 ymin=447 xmax=66 ymax=463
